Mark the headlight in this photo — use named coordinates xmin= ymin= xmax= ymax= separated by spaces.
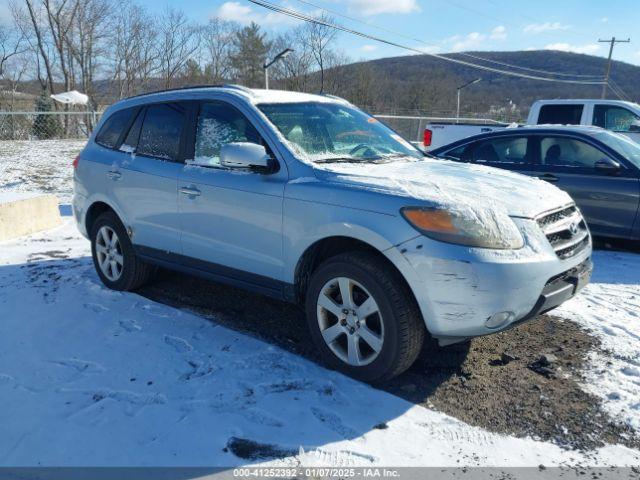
xmin=401 ymin=207 xmax=524 ymax=249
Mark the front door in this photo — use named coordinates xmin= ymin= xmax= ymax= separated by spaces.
xmin=178 ymin=100 xmax=287 ymax=292
xmin=534 ymin=135 xmax=639 ymax=239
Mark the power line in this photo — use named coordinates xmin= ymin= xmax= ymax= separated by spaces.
xmin=609 ymin=79 xmax=632 ymax=101
xmin=248 ymin=0 xmax=606 ymax=85
xmin=292 ymin=0 xmax=603 ymax=80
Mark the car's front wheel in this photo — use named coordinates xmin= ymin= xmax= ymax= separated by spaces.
xmin=305 ymin=251 xmax=425 ymax=382
xmin=90 ymin=211 xmax=155 ymax=291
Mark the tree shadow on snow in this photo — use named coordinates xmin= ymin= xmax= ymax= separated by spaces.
xmin=5 ymin=256 xmax=466 ymax=470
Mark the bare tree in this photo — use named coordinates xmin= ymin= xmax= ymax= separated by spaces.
xmin=302 ymin=13 xmax=336 ymax=93
xmin=12 ymin=0 xmax=56 ymax=94
xmin=269 ymin=28 xmax=314 ymax=91
xmin=0 ymin=24 xmax=26 ymax=77
xmin=110 ymin=1 xmax=159 ymax=97
xmin=202 ymin=18 xmax=236 ymax=83
xmin=65 ymin=0 xmax=113 ymax=111
xmin=157 ymin=7 xmax=199 ymax=89
xmin=43 ymin=0 xmax=80 ymax=93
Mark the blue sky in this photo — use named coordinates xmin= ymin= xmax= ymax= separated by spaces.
xmin=139 ymin=0 xmax=640 ymax=66
xmin=0 ymin=0 xmax=636 ymax=66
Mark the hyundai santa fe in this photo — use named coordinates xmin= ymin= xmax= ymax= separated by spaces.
xmin=73 ymin=85 xmax=593 ymax=381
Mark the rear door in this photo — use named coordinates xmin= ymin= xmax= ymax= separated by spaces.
xmin=177 ymin=100 xmax=287 ymax=292
xmin=110 ymin=102 xmax=189 ymax=253
xmin=533 ymin=134 xmax=639 ymax=238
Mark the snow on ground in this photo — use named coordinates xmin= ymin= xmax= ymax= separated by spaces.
xmin=1 ymin=219 xmax=639 ymax=467
xmin=0 ymin=139 xmax=85 ymax=204
xmin=556 ymin=251 xmax=640 ymax=431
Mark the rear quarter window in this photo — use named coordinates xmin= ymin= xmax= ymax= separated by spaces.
xmin=95 ymin=109 xmax=135 ymax=149
xmin=537 ymin=104 xmax=584 ymax=125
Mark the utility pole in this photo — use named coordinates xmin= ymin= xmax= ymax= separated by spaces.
xmin=598 ymin=37 xmax=630 ymax=99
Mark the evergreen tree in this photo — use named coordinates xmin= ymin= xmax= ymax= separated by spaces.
xmin=229 ymin=23 xmax=271 ymax=88
xmin=32 ymin=92 xmax=62 ymax=140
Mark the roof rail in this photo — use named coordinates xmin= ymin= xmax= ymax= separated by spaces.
xmin=120 ymin=84 xmax=254 ymax=101
xmin=320 ymin=93 xmax=345 ymax=101
xmin=222 ymin=84 xmax=255 ymax=96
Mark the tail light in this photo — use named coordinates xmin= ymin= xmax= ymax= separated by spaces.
xmin=423 ymin=128 xmax=433 ymax=147
xmin=73 ymin=155 xmax=80 ymax=169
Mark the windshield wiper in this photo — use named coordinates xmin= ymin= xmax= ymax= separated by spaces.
xmin=314 ymin=156 xmax=375 ymax=164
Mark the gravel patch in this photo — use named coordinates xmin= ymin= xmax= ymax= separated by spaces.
xmin=139 ymin=268 xmax=639 ymax=451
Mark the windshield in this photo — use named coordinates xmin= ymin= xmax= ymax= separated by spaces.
xmin=593 ymin=130 xmax=640 ymax=168
xmin=258 ymin=102 xmax=424 ymax=163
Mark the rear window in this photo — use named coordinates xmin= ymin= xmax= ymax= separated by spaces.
xmin=537 ymin=104 xmax=584 ymax=125
xmin=137 ymin=103 xmax=186 ymax=161
xmin=95 ymin=109 xmax=134 ymax=148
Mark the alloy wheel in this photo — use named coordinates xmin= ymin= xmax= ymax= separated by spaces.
xmin=316 ymin=276 xmax=384 ymax=367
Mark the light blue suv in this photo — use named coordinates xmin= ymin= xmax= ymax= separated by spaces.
xmin=73 ymin=85 xmax=593 ymax=381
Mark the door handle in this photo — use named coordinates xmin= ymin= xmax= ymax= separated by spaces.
xmin=180 ymin=186 xmax=201 ymax=196
xmin=538 ymin=173 xmax=558 ymax=183
xmin=106 ymin=170 xmax=121 ymax=180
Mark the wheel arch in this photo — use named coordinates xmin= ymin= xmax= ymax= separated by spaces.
xmin=292 ymin=235 xmax=418 ymax=309
xmin=85 ymin=199 xmax=125 ymax=237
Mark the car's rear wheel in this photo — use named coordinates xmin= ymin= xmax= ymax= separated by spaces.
xmin=305 ymin=251 xmax=425 ymax=382
xmin=90 ymin=211 xmax=155 ymax=291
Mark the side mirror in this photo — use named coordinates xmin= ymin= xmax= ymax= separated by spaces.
xmin=594 ymin=158 xmax=621 ymax=174
xmin=628 ymin=124 xmax=640 ymax=133
xmin=220 ymin=142 xmax=275 ymax=173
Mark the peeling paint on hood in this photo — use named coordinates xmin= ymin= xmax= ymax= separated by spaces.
xmin=313 ymin=158 xmax=573 ymax=219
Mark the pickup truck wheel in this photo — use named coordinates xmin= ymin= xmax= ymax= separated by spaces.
xmin=90 ymin=211 xmax=154 ymax=291
xmin=305 ymin=251 xmax=425 ymax=382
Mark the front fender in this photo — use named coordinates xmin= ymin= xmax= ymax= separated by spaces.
xmin=282 ymin=197 xmax=419 ymax=283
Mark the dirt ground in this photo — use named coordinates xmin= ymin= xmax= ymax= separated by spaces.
xmin=138 ymin=268 xmax=639 ymax=452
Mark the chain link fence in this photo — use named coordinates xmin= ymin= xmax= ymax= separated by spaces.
xmin=0 ymin=111 xmax=102 ymax=141
xmin=373 ymin=114 xmax=516 ymax=144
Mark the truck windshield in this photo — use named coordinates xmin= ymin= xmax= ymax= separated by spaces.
xmin=258 ymin=102 xmax=423 ymax=163
xmin=593 ymin=131 xmax=640 ymax=169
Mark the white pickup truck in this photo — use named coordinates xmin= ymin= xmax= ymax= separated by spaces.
xmin=423 ymin=99 xmax=640 ymax=151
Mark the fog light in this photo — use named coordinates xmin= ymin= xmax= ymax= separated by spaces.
xmin=485 ymin=311 xmax=514 ymax=329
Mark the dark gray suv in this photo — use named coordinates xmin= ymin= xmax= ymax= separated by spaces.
xmin=431 ymin=126 xmax=640 ymax=241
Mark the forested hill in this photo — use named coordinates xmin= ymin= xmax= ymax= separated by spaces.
xmin=329 ymin=50 xmax=640 ymax=120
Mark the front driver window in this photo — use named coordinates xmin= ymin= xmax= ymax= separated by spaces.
xmin=540 ymin=137 xmax=607 ymax=169
xmin=194 ymin=102 xmax=261 ymax=167
xmin=593 ymin=105 xmax=640 ymax=133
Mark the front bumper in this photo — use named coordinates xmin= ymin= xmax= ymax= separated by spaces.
xmin=386 ymin=217 xmax=592 ymax=343
xmin=436 ymin=257 xmax=593 ymax=345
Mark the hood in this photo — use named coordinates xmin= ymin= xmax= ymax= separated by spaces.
xmin=313 ymin=157 xmax=573 ymax=219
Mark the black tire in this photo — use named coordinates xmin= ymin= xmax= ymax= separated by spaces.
xmin=305 ymin=251 xmax=425 ymax=382
xmin=90 ymin=211 xmax=155 ymax=291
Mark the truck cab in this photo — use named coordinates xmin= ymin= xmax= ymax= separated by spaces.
xmin=527 ymin=99 xmax=640 ymax=144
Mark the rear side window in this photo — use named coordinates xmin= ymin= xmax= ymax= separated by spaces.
xmin=593 ymin=105 xmax=640 ymax=133
xmin=95 ymin=109 xmax=134 ymax=148
xmin=537 ymin=104 xmax=584 ymax=125
xmin=472 ymin=137 xmax=529 ymax=165
xmin=137 ymin=103 xmax=186 ymax=161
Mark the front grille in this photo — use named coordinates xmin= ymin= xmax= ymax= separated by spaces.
xmin=536 ymin=205 xmax=589 ymax=259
